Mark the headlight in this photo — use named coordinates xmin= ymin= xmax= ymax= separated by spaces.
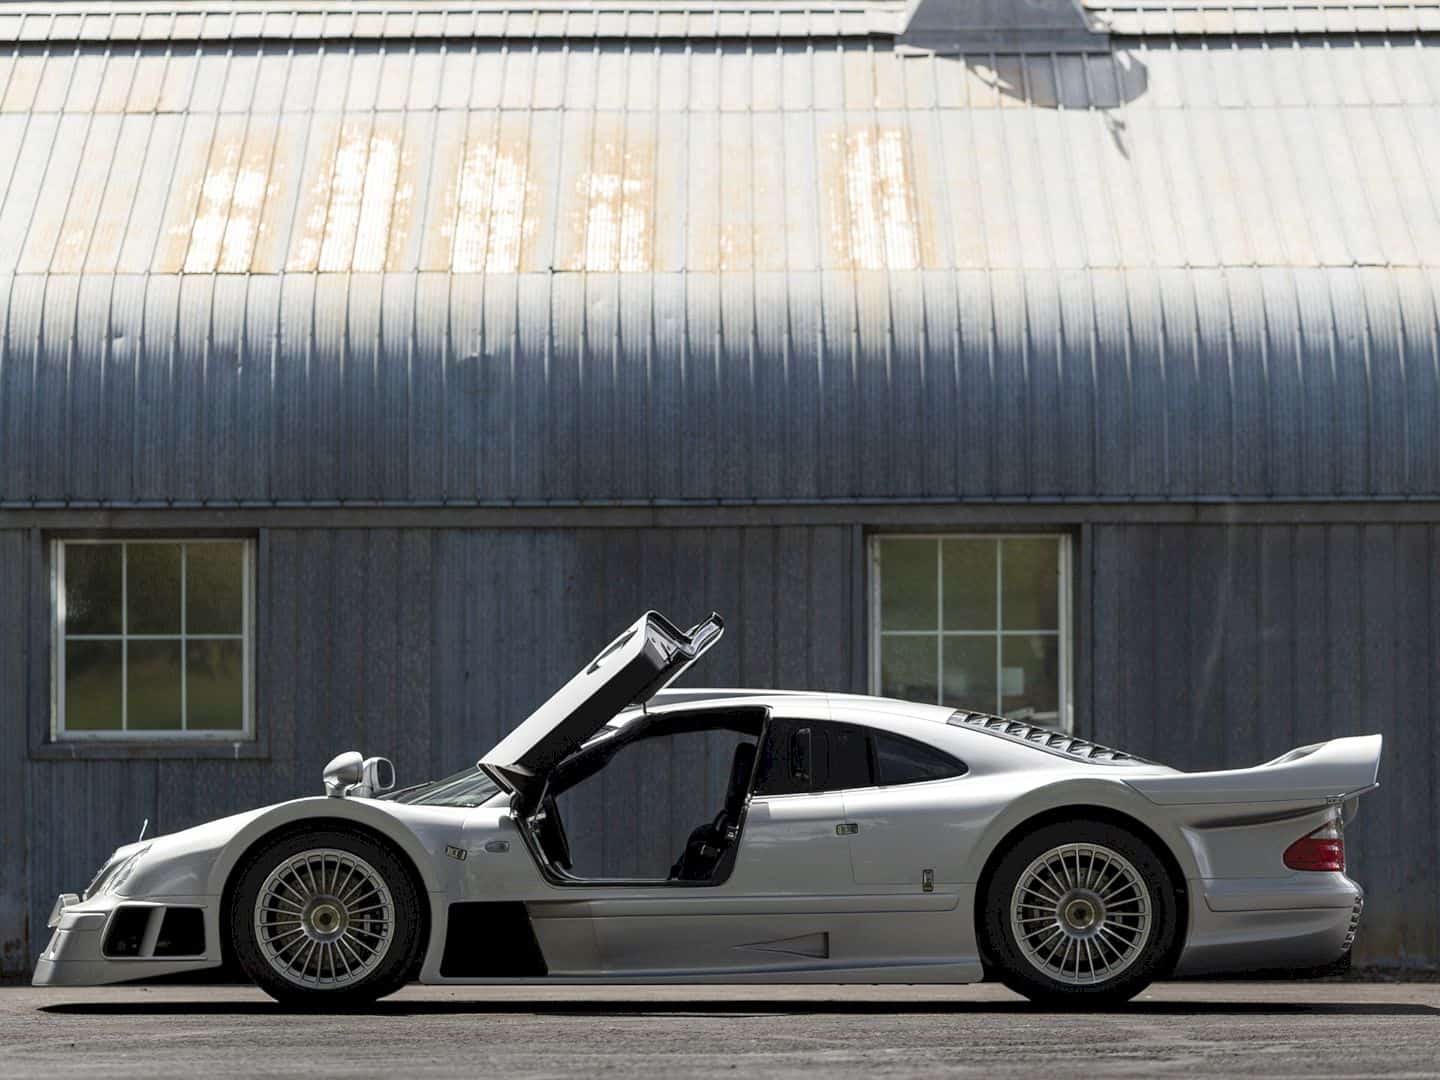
xmin=108 ymin=847 xmax=149 ymax=894
xmin=81 ymin=845 xmax=150 ymax=900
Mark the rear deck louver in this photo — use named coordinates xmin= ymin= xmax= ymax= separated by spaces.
xmin=947 ymin=711 xmax=1151 ymax=766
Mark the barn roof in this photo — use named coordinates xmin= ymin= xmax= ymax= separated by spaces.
xmin=1 ymin=3 xmax=1438 ymax=506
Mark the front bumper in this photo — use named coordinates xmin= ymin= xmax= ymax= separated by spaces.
xmin=32 ymin=892 xmax=223 ymax=987
xmin=1173 ymin=874 xmax=1364 ymax=977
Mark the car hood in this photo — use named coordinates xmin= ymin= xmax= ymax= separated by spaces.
xmin=478 ymin=610 xmax=723 ymax=802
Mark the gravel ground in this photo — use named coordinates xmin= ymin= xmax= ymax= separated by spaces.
xmin=4 ymin=982 xmax=1438 ymax=1079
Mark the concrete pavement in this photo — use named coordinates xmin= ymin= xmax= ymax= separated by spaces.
xmin=3 ymin=982 xmax=1438 ymax=1078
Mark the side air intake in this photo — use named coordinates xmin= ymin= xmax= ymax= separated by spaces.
xmin=947 ymin=711 xmax=1153 ymax=766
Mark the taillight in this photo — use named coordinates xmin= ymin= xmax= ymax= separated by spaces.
xmin=1284 ymin=818 xmax=1345 ymax=872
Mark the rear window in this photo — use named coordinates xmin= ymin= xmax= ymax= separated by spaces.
xmin=872 ymin=733 xmax=965 ymax=785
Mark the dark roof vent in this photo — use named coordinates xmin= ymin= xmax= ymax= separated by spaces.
xmin=898 ymin=0 xmax=1109 ymax=53
xmin=947 ymin=710 xmax=1152 ymax=765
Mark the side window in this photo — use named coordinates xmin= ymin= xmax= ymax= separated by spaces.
xmin=752 ymin=720 xmax=815 ymax=797
xmin=871 ymin=733 xmax=966 ymax=786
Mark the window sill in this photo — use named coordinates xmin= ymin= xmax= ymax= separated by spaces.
xmin=31 ymin=738 xmax=267 ymax=761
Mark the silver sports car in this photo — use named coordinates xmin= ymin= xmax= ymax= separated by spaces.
xmin=35 ymin=611 xmax=1381 ymax=1007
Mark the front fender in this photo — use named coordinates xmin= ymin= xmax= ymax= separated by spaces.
xmin=203 ymin=797 xmax=456 ymax=899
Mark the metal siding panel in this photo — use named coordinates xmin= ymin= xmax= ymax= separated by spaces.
xmin=170 ymin=275 xmax=211 ymax=501
xmin=1126 ymin=273 xmax=1167 ymax=495
xmin=752 ymin=271 xmax=790 ymax=500
xmin=263 ymin=529 xmax=299 ymax=789
xmin=1090 ymin=270 xmax=1131 ymax=496
xmin=0 ymin=531 xmax=27 ymax=974
xmin=205 ymin=275 xmax=247 ymax=503
xmin=1088 ymin=525 xmax=1124 ymax=748
xmin=1055 ymin=271 xmax=1097 ymax=496
xmin=677 ymin=270 xmax=718 ymax=500
xmin=1189 ymin=270 xmax=1234 ymax=495
xmin=1356 ymin=524 xmax=1400 ymax=962
xmin=34 ymin=276 xmax=79 ymax=500
xmin=917 ymin=269 xmax=958 ymax=497
xmin=1185 ymin=527 xmax=1227 ymax=770
xmin=478 ymin=273 xmax=519 ymax=501
xmin=408 ymin=273 xmax=449 ymax=502
xmin=1256 ymin=525 xmax=1297 ymax=761
xmin=1121 ymin=526 xmax=1159 ymax=757
xmin=818 ymin=271 xmax=857 ymax=498
xmin=953 ymin=269 xmax=995 ymax=496
xmin=619 ymin=275 xmax=659 ymax=504
xmin=1397 ymin=270 xmax=1440 ymax=494
xmin=64 ymin=276 xmax=111 ymax=500
xmin=1156 ymin=270 xmax=1198 ymax=496
xmin=579 ymin=274 xmax=619 ymax=501
xmin=1220 ymin=527 xmax=1262 ymax=767
xmin=990 ymin=271 xmax=1028 ymax=494
xmin=1260 ymin=270 xmax=1303 ymax=497
xmin=98 ymin=274 xmax=145 ymax=501
xmin=853 ymin=271 xmax=893 ymax=497
xmin=1327 ymin=271 xmax=1372 ymax=496
xmin=1359 ymin=270 xmax=1407 ymax=495
xmin=783 ymin=271 xmax=823 ymax=499
xmin=444 ymin=274 xmax=483 ymax=501
xmin=1227 ymin=272 xmax=1268 ymax=496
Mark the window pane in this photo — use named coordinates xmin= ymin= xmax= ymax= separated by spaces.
xmin=825 ymin=725 xmax=874 ymax=791
xmin=186 ymin=543 xmax=244 ymax=634
xmin=872 ymin=734 xmax=965 ymax=785
xmin=128 ymin=641 xmax=182 ymax=730
xmin=879 ymin=539 xmax=936 ymax=631
xmin=64 ymin=544 xmax=122 ymax=635
xmin=64 ymin=641 xmax=123 ymax=730
xmin=127 ymin=543 xmax=182 ymax=634
xmin=942 ymin=635 xmax=998 ymax=713
xmin=880 ymin=635 xmax=938 ymax=703
xmin=1001 ymin=635 xmax=1061 ymax=723
xmin=186 ymin=640 xmax=245 ymax=731
xmin=1001 ymin=538 xmax=1059 ymax=630
xmin=942 ymin=538 xmax=996 ymax=630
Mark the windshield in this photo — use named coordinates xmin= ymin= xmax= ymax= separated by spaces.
xmin=384 ymin=767 xmax=501 ymax=808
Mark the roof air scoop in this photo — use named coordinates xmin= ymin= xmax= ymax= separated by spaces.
xmin=898 ymin=0 xmax=1108 ymax=53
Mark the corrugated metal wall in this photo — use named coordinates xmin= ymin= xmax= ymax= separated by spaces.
xmin=3 ymin=35 xmax=1440 ymax=504
xmin=1090 ymin=523 xmax=1440 ymax=969
xmin=0 ymin=524 xmax=859 ymax=973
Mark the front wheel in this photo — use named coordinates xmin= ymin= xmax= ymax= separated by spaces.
xmin=230 ymin=828 xmax=425 ymax=1007
xmin=982 ymin=820 xmax=1180 ymax=1008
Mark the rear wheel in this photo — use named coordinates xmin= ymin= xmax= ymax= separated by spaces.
xmin=230 ymin=828 xmax=424 ymax=1007
xmin=982 ymin=820 xmax=1180 ymax=1008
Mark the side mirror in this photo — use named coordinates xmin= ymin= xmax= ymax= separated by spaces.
xmin=358 ymin=756 xmax=396 ymax=797
xmin=323 ymin=751 xmax=363 ymax=797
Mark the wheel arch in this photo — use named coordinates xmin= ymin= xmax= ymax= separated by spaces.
xmin=971 ymin=804 xmax=1191 ymax=977
xmin=216 ymin=811 xmax=436 ymax=974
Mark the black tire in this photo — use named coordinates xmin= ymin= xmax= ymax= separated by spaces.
xmin=229 ymin=827 xmax=425 ymax=1007
xmin=981 ymin=819 xmax=1180 ymax=1008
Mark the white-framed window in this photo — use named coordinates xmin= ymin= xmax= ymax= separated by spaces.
xmin=53 ymin=539 xmax=254 ymax=740
xmin=869 ymin=534 xmax=1072 ymax=730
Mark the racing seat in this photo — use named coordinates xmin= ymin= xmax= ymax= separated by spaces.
xmin=669 ymin=741 xmax=756 ymax=882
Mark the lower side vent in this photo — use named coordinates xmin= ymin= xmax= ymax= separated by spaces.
xmin=155 ymin=907 xmax=206 ymax=957
xmin=441 ymin=902 xmax=548 ymax=978
xmin=102 ymin=905 xmax=207 ymax=958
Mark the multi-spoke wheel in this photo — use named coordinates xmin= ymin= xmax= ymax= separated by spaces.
xmin=231 ymin=829 xmax=424 ymax=1007
xmin=983 ymin=821 xmax=1180 ymax=1007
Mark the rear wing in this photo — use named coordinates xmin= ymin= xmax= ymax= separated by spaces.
xmin=1125 ymin=734 xmax=1382 ymax=807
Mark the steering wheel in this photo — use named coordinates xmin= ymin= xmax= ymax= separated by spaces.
xmin=539 ymin=794 xmax=573 ymax=871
